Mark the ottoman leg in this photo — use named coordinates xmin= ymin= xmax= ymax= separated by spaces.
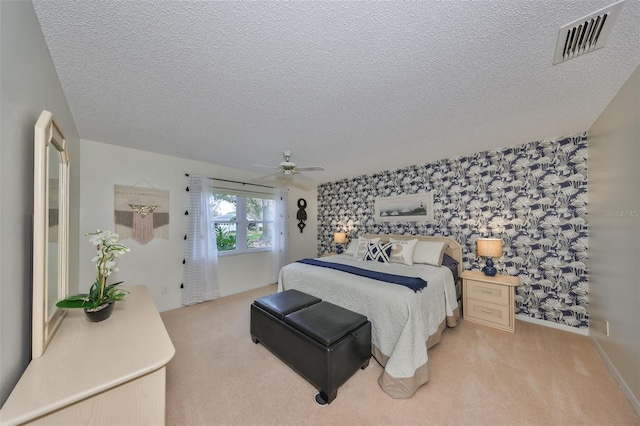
xmin=315 ymin=389 xmax=337 ymax=406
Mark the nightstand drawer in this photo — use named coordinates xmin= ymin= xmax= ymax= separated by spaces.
xmin=466 ymin=279 xmax=510 ymax=305
xmin=466 ymin=299 xmax=511 ymax=327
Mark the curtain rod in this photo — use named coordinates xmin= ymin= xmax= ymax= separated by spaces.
xmin=184 ymin=173 xmax=275 ymax=189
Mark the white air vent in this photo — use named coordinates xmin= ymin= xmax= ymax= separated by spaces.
xmin=553 ymin=0 xmax=625 ymax=65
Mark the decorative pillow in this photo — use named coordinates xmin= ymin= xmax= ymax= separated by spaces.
xmin=354 ymin=236 xmax=380 ymax=259
xmin=343 ymin=239 xmax=358 ymax=255
xmin=363 ymin=242 xmax=393 ymax=263
xmin=413 ymin=240 xmax=447 ymax=266
xmin=442 ymin=253 xmax=459 ymax=283
xmin=442 ymin=253 xmax=460 ymax=300
xmin=388 ymin=238 xmax=418 ymax=266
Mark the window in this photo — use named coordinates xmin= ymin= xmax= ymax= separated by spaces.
xmin=211 ymin=191 xmax=275 ymax=253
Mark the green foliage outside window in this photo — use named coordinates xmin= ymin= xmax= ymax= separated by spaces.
xmin=212 ymin=192 xmax=274 ymax=252
xmin=215 ymin=225 xmax=236 ymax=251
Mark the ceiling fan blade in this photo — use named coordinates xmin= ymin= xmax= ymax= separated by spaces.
xmin=252 ymin=164 xmax=280 ymax=170
xmin=296 ymin=166 xmax=325 ymax=172
xmin=255 ymin=172 xmax=282 ymax=181
xmin=286 ymin=180 xmax=309 ymax=190
xmin=293 ymin=172 xmax=313 ymax=181
xmin=279 ymin=174 xmax=310 ymax=189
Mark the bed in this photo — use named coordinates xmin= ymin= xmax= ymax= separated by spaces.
xmin=277 ymin=234 xmax=462 ymax=399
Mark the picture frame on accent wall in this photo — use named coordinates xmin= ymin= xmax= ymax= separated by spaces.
xmin=375 ymin=193 xmax=434 ymax=222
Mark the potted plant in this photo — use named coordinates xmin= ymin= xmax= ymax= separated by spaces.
xmin=56 ymin=230 xmax=130 ymax=322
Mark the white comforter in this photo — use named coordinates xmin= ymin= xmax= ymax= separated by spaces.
xmin=277 ymin=254 xmax=458 ymax=395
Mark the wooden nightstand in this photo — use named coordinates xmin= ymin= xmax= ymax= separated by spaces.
xmin=461 ymin=270 xmax=520 ymax=333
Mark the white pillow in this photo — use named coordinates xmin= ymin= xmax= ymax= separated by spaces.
xmin=353 ymin=236 xmax=381 ymax=259
xmin=413 ymin=240 xmax=447 ymax=266
xmin=343 ymin=239 xmax=358 ymax=255
xmin=388 ymin=238 xmax=418 ymax=266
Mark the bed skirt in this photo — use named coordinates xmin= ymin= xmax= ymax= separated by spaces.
xmin=373 ymin=307 xmax=460 ymax=399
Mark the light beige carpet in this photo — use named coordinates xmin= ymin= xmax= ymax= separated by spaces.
xmin=161 ymin=285 xmax=640 ymax=426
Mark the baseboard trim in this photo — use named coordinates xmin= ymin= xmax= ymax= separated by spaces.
xmin=515 ymin=314 xmax=588 ymax=335
xmin=590 ymin=336 xmax=640 ymax=417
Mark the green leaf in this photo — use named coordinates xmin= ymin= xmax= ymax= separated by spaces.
xmin=63 ymin=294 xmax=89 ymax=302
xmin=89 ymin=282 xmax=100 ymax=301
xmin=56 ymin=295 xmax=93 ymax=309
xmin=104 ymin=282 xmax=124 ymax=292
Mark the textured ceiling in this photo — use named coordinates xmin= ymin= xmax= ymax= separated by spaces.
xmin=32 ymin=0 xmax=640 ymax=186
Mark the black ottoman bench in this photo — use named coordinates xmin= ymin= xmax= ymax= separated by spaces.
xmin=250 ymin=289 xmax=371 ymax=405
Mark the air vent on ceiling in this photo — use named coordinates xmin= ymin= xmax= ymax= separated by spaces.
xmin=553 ymin=0 xmax=625 ymax=65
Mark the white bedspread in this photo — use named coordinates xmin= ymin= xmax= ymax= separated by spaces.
xmin=277 ymin=254 xmax=458 ymax=397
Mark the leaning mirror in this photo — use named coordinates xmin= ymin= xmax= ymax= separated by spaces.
xmin=32 ymin=110 xmax=69 ymax=359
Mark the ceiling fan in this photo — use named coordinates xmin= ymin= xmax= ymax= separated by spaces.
xmin=253 ymin=150 xmax=325 ymax=180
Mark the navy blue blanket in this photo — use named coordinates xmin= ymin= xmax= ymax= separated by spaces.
xmin=296 ymin=258 xmax=427 ymax=292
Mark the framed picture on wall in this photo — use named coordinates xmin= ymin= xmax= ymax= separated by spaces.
xmin=375 ymin=193 xmax=434 ymax=222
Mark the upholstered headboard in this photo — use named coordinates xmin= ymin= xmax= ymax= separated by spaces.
xmin=362 ymin=234 xmax=463 ymax=279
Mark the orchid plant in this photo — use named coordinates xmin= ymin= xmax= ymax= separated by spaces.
xmin=56 ymin=230 xmax=131 ymax=310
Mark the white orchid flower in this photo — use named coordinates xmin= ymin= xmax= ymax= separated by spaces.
xmin=83 ymin=230 xmax=131 ymax=303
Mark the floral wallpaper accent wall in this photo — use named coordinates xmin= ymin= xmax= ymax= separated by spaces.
xmin=317 ymin=133 xmax=588 ymax=329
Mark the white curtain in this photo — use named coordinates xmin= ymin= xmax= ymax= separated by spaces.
xmin=271 ymin=187 xmax=289 ymax=283
xmin=182 ymin=175 xmax=220 ymax=305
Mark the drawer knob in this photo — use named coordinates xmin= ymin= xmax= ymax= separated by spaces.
xmin=480 ymin=289 xmax=493 ymax=294
xmin=481 ymin=309 xmax=493 ymax=314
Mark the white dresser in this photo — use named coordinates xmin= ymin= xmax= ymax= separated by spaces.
xmin=0 ymin=285 xmax=175 ymax=425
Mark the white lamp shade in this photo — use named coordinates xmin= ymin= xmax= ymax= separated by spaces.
xmin=333 ymin=232 xmax=347 ymax=244
xmin=477 ymin=238 xmax=503 ymax=258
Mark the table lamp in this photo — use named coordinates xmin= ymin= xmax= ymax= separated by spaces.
xmin=476 ymin=238 xmax=503 ymax=276
xmin=334 ymin=232 xmax=347 ymax=254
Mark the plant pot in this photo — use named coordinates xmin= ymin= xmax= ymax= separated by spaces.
xmin=84 ymin=302 xmax=115 ymax=322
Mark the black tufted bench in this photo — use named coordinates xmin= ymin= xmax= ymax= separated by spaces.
xmin=250 ymin=289 xmax=371 ymax=405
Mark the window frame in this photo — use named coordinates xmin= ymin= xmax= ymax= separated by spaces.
xmin=211 ymin=191 xmax=275 ymax=256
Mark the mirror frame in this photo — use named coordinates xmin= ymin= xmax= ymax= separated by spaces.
xmin=32 ymin=110 xmax=69 ymax=359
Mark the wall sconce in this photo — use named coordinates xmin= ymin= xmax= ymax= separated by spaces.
xmin=476 ymin=238 xmax=503 ymax=276
xmin=334 ymin=232 xmax=347 ymax=254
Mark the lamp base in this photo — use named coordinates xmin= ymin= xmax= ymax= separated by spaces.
xmin=482 ymin=258 xmax=497 ymax=276
xmin=336 ymin=245 xmax=343 ymax=254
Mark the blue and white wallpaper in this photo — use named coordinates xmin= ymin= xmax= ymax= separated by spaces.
xmin=317 ymin=134 xmax=588 ymax=329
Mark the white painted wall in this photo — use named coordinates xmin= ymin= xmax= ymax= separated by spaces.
xmin=588 ymin=65 xmax=640 ymax=413
xmin=79 ymin=140 xmax=317 ymax=312
xmin=0 ymin=1 xmax=80 ymax=407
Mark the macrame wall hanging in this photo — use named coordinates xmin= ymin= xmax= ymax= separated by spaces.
xmin=114 ymin=183 xmax=170 ymax=245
